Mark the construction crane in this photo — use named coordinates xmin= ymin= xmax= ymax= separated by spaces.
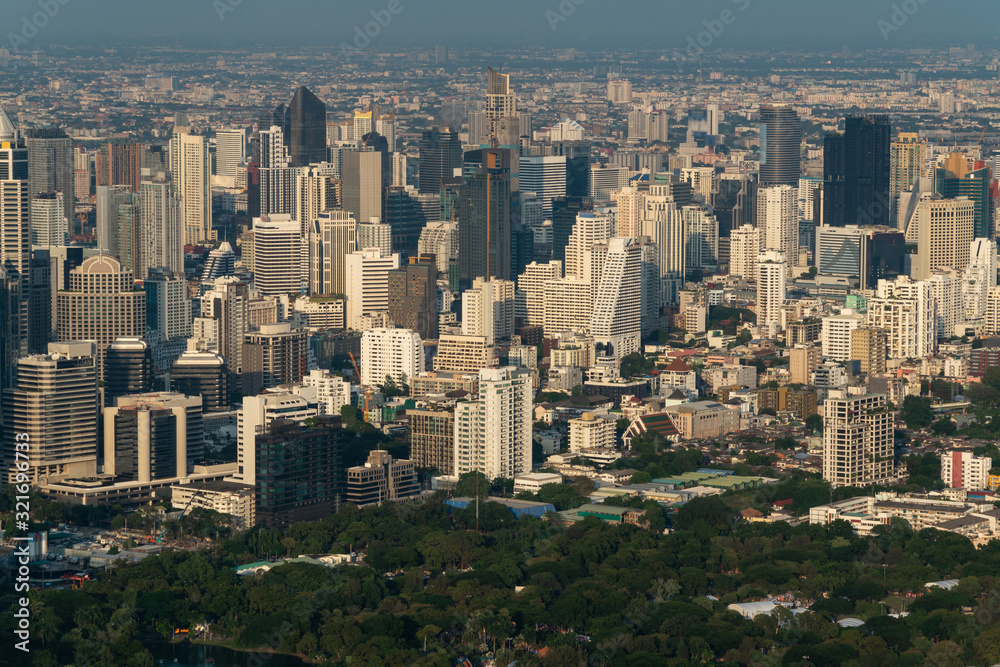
xmin=348 ymin=352 xmax=372 ymax=422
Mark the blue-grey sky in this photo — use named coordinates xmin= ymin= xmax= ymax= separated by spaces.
xmin=3 ymin=0 xmax=997 ymax=51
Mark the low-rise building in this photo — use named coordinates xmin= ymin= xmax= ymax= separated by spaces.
xmin=345 ymin=450 xmax=420 ymax=506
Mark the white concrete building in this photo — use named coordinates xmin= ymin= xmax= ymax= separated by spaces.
xmin=344 ymin=247 xmax=401 ymax=330
xmin=301 ymin=369 xmax=352 ymax=416
xmin=454 ymin=367 xmax=533 ymax=480
xmin=757 ymin=185 xmax=798 ymax=266
xmin=867 ymin=275 xmax=937 ymax=359
xmin=941 ymin=451 xmax=992 ymax=491
xmin=360 ymin=327 xmax=425 ymax=388
xmin=822 ymin=391 xmax=894 ymax=488
xmin=253 ymin=214 xmax=301 ymax=296
xmin=729 ymin=224 xmax=759 ymax=280
xmin=462 ymin=277 xmax=515 ymax=345
xmin=821 ymin=309 xmax=865 ymax=361
xmin=591 ymin=237 xmax=643 ymax=358
xmin=756 ymin=251 xmax=787 ymax=328
xmin=568 ymin=413 xmax=616 ymax=452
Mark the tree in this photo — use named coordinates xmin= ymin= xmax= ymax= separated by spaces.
xmin=900 ymin=395 xmax=933 ymax=430
xmin=454 ymin=471 xmax=489 ymax=498
xmin=930 ymin=416 xmax=956 ymax=436
xmin=805 ymin=413 xmax=823 ymax=432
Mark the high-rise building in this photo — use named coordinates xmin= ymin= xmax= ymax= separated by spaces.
xmin=911 ymin=196 xmax=975 ymax=280
xmin=56 ymin=255 xmax=145 ymax=373
xmin=27 ymin=250 xmax=51 ymax=355
xmin=252 ymin=214 xmax=301 ymax=296
xmin=96 ymin=185 xmax=139 ymax=258
xmin=564 ymin=211 xmax=613 ymax=282
xmin=758 ymin=185 xmax=798 ymax=265
xmin=294 ymin=163 xmax=341 ymax=238
xmin=342 ymin=151 xmax=382 ymax=225
xmin=103 ymin=337 xmax=154 ymax=406
xmin=344 ymin=247 xmax=401 ymax=330
xmin=309 ymin=210 xmax=357 ymax=296
xmin=890 ymin=133 xmax=926 ymax=224
xmin=4 ymin=341 xmax=98 ymax=483
xmin=611 ymin=187 xmax=646 ymax=238
xmin=360 ymin=327 xmax=425 ymax=387
xmin=418 ymin=127 xmax=463 ymax=195
xmin=214 ymin=127 xmax=246 ymax=188
xmin=285 ymin=86 xmax=327 ymax=168
xmin=589 ymin=164 xmax=630 ymax=201
xmin=383 ymin=185 xmax=437 ymax=258
xmin=823 ymin=115 xmax=891 ymax=227
xmin=169 ymin=125 xmax=212 ymax=245
xmin=200 ymin=276 xmax=249 ymax=376
xmin=453 ymin=367 xmax=532 ymax=481
xmin=243 ymin=323 xmax=308 ymax=391
xmin=24 ymin=127 xmax=73 ymax=222
xmin=756 ymin=251 xmax=787 ymax=328
xmin=358 ymin=219 xmax=393 ymax=256
xmin=434 ymin=334 xmax=496 ymax=374
xmin=30 ymin=192 xmax=66 ymax=248
xmin=258 ymin=126 xmax=295 ymax=217
xmin=641 ymin=179 xmax=693 ymax=306
xmin=551 ymin=195 xmax=593 ymax=263
xmin=816 ymin=225 xmax=867 ymax=278
xmin=729 ymin=224 xmax=759 ymax=280
xmin=519 ymin=155 xmax=567 ymax=217
xmin=418 ymin=221 xmax=459 ymax=275
xmin=963 ymin=238 xmax=997 ymax=321
xmin=103 ymin=392 xmax=203 ymax=482
xmin=681 ymin=205 xmax=719 ymax=271
xmin=0 ymin=104 xmax=29 ymax=286
xmin=462 ymin=277 xmax=515 ymax=344
xmin=821 ymin=310 xmax=864 ymax=361
xmin=408 ymin=406 xmax=455 ymax=474
xmin=758 ymin=104 xmax=802 ymax=187
xmin=301 ymin=368 xmax=352 ymax=415
xmin=388 ymin=254 xmax=438 ymax=340
xmin=139 ymin=168 xmax=184 ymax=276
xmin=458 ymin=148 xmax=513 ymax=287
xmin=234 ymin=391 xmax=317 ymax=488
xmin=789 ymin=345 xmax=823 ymax=385
xmin=543 ymin=276 xmax=592 ymax=334
xmin=73 ymin=146 xmax=90 ymax=202
xmin=591 ymin=237 xmax=643 ymax=358
xmin=170 ymin=350 xmax=230 ymax=413
xmin=516 ymin=260 xmax=562 ymax=326
xmin=201 ymin=242 xmax=236 ymax=283
xmin=867 ymin=275 xmax=937 ymax=359
xmin=935 ymin=151 xmax=993 ymax=240
xmin=95 ymin=139 xmax=143 ymax=192
xmin=850 ymin=326 xmax=888 ymax=375
xmin=822 ymin=391 xmax=894 ymax=488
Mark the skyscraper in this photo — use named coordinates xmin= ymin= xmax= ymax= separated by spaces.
xmin=342 ymin=151 xmax=382 ymax=226
xmin=171 ymin=350 xmax=230 ymax=413
xmin=418 ymin=126 xmax=463 ymax=195
xmin=823 ymin=115 xmax=891 ymax=227
xmin=822 ymin=391 xmax=894 ymax=488
xmin=24 ymin=127 xmax=73 ymax=223
xmin=344 ymin=247 xmax=401 ymax=329
xmin=911 ymin=196 xmax=975 ymax=280
xmin=214 ymin=127 xmax=246 ymax=188
xmin=0 ymin=104 xmax=29 ymax=285
xmin=360 ymin=327 xmax=425 ymax=387
xmin=462 ymin=277 xmax=515 ymax=345
xmin=458 ymin=149 xmax=513 ymax=288
xmin=95 ymin=139 xmax=143 ymax=192
xmin=140 ymin=168 xmax=184 ymax=276
xmin=519 ymin=156 xmax=567 ymax=217
xmin=168 ymin=125 xmax=212 ymax=245
xmin=103 ymin=337 xmax=154 ymax=406
xmin=453 ymin=367 xmax=532 ymax=481
xmin=758 ymin=104 xmax=802 ymax=187
xmin=591 ymin=237 xmax=642 ymax=358
xmin=103 ymin=392 xmax=204 ymax=482
xmin=294 ymin=163 xmax=341 ymax=237
xmin=729 ymin=224 xmax=759 ymax=280
xmin=200 ymin=242 xmax=236 ymax=283
xmin=890 ymin=133 xmax=926 ymax=225
xmin=756 ymin=251 xmax=787 ymax=328
xmin=29 ymin=192 xmax=66 ymax=248
xmin=758 ymin=185 xmax=799 ymax=264
xmin=388 ymin=254 xmax=438 ymax=340
xmin=285 ymin=85 xmax=327 ymax=168
xmin=252 ymin=214 xmax=301 ymax=296
xmin=309 ymin=210 xmax=357 ymax=296
xmin=935 ymin=151 xmax=993 ymax=240
xmin=200 ymin=276 xmax=249 ymax=377
xmin=258 ymin=126 xmax=295 ymax=217
xmin=96 ymin=184 xmax=139 ymax=258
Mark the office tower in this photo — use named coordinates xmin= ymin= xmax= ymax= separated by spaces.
xmin=911 ymin=196 xmax=975 ymax=280
xmin=758 ymin=104 xmax=801 ymax=187
xmin=168 ymin=126 xmax=211 ymax=245
xmin=551 ymin=196 xmax=593 ymax=264
xmin=681 ymin=167 xmax=715 ymax=204
xmin=419 ymin=127 xmax=463 ymax=195
xmin=234 ymin=390 xmax=316 ymax=485
xmin=201 ymin=276 xmax=249 ymax=376
xmin=360 ymin=327 xmax=424 ymax=387
xmin=458 ymin=148 xmax=513 ymax=287
xmin=462 ymin=277 xmax=515 ymax=344
xmin=258 ymin=126 xmax=295 ymax=217
xmin=890 ymin=133 xmax=926 ymax=223
xmin=821 ymin=310 xmax=865 ymax=361
xmin=24 ymin=127 xmax=73 ymax=222
xmin=606 ymin=78 xmax=632 ymax=104
xmin=309 ymin=210 xmax=357 ymax=295
xmin=798 ymin=176 xmax=823 ymax=223
xmin=589 ymin=164 xmax=630 ymax=201
xmin=715 ymin=174 xmax=757 ymax=236
xmin=388 ymin=254 xmax=438 ymax=340
xmin=214 ymin=128 xmax=246 ymax=187
xmin=564 ymin=212 xmax=613 ymax=279
xmin=590 ymin=237 xmax=642 ymax=358
xmin=816 ymin=225 xmax=867 ymax=277
xmin=0 ymin=105 xmax=29 ymax=285
xmin=520 ymin=156 xmax=567 ymax=217
xmin=144 ymin=267 xmax=191 ymax=343
xmin=301 ymin=368 xmax=352 ymax=415
xmin=434 ymin=334 xmax=495 ymax=373
xmin=140 ymin=168 xmax=184 ymax=276
xmin=823 ymin=115 xmax=891 ymax=227
xmin=822 ymin=392 xmax=893 ymax=488
xmin=342 ymin=151 xmax=382 ymax=226
xmin=390 ymin=152 xmax=406 ymax=187
xmin=543 ymin=277 xmax=592 ymax=334
xmin=418 ymin=221 xmax=458 ymax=274
xmin=361 ymin=130 xmax=392 ymax=192
xmin=344 ymin=247 xmax=401 ymax=329
xmin=27 ymin=250 xmax=51 ymax=355
xmin=681 ymin=205 xmax=719 ymax=271
xmin=756 ymin=251 xmax=787 ymax=328
xmin=3 ymin=341 xmax=98 ymax=483
xmin=384 ymin=185 xmax=437 ymax=258
xmin=294 ymin=163 xmax=341 ymax=237
xmin=376 ymin=114 xmax=397 ymax=153
xmin=103 ymin=337 xmax=154 ymax=406
xmin=453 ymin=367 xmax=532 ymax=480
xmin=642 ymin=181 xmax=692 ymax=306
xmin=243 ymin=323 xmax=308 ymax=391
xmin=758 ymin=185 xmax=798 ymax=265
xmin=171 ymin=350 xmax=230 ymax=412
xmin=0 ymin=261 xmax=21 ymax=427
xmin=285 ymin=86 xmax=326 ymax=168
xmin=201 ymin=242 xmax=236 ymax=282
xmin=252 ymin=214 xmax=301 ymax=296
xmin=611 ymin=187 xmax=645 ymax=238
xmin=409 ymin=407 xmax=456 ymax=474
xmin=864 ymin=231 xmax=907 ymax=290
xmin=551 ymin=139 xmax=591 ymax=197
xmin=103 ymin=392 xmax=203 ymax=482
xmin=346 ymin=449 xmax=419 ymax=506
xmin=867 ymin=275 xmax=936 ymax=359
xmin=95 ymin=139 xmax=143 ymax=192
xmin=358 ymin=219 xmax=392 ymax=256
xmin=56 ymin=255 xmax=145 ymax=373
xmin=935 ymin=151 xmax=993 ymax=240
xmin=516 ymin=260 xmax=562 ymax=326
xmin=468 ymin=67 xmax=520 ymax=147
xmin=729 ymin=224 xmax=759 ymax=279
xmin=96 ymin=184 xmax=137 ymax=257
xmin=627 ymin=107 xmax=648 ymax=141
xmin=252 ymin=415 xmax=344 ymax=528
xmin=963 ymin=238 xmax=997 ymax=321
xmin=30 ymin=192 xmax=66 ymax=247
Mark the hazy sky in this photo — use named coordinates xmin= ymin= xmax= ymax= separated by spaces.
xmin=3 ymin=0 xmax=997 ymax=51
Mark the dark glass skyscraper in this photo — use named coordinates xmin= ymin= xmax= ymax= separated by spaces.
xmin=285 ymin=86 xmax=327 ymax=168
xmin=759 ymin=104 xmax=802 ymax=187
xmin=388 ymin=254 xmax=438 ymax=340
xmin=418 ymin=127 xmax=463 ymax=195
xmin=458 ymin=149 xmax=513 ymax=288
xmin=103 ymin=338 xmax=154 ymax=406
xmin=824 ymin=115 xmax=891 ymax=227
xmin=25 ymin=127 xmax=74 ymax=222
xmin=936 ymin=156 xmax=993 ymax=240
xmin=550 ymin=196 xmax=593 ymax=264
